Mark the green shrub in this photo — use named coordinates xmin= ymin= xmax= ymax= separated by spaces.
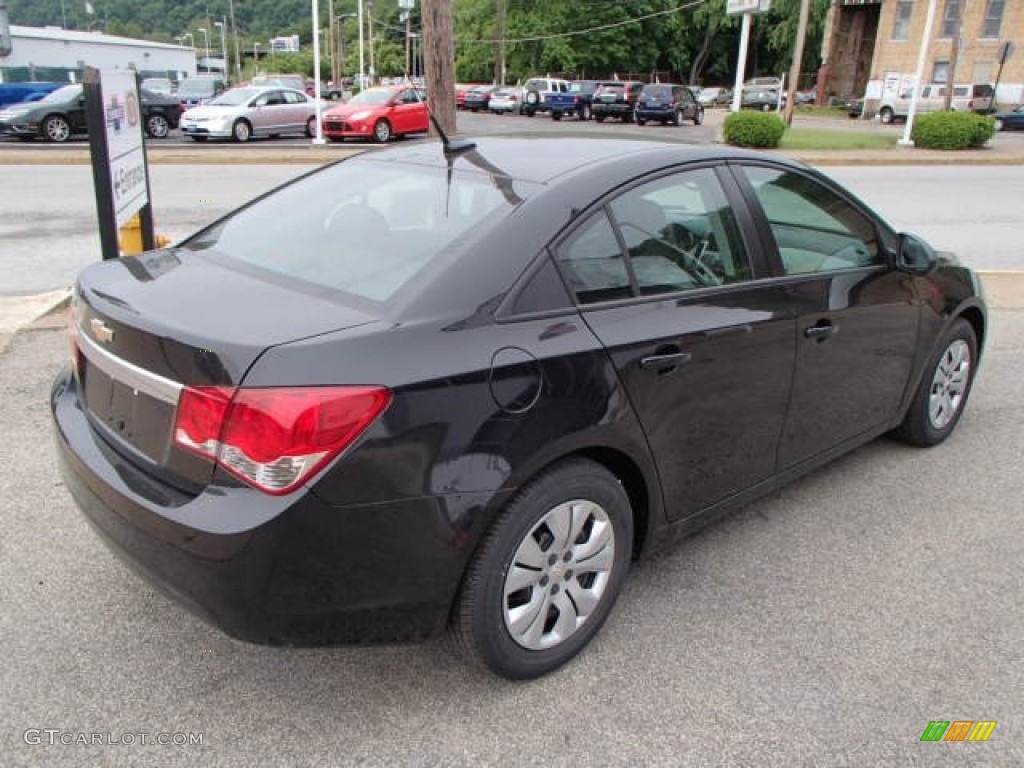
xmin=912 ymin=111 xmax=995 ymax=149
xmin=722 ymin=111 xmax=786 ymax=148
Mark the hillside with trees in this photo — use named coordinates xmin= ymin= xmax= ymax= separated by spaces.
xmin=5 ymin=0 xmax=829 ymax=86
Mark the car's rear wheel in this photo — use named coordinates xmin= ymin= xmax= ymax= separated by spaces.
xmin=637 ymin=117 xmax=646 ymax=126
xmin=879 ymin=107 xmax=895 ymax=124
xmin=305 ymin=116 xmax=316 ymax=138
xmin=579 ymin=103 xmax=592 ymax=121
xmin=693 ymin=108 xmax=703 ymax=126
xmin=145 ymin=113 xmax=170 ymax=139
xmin=551 ymin=111 xmax=562 ymax=121
xmin=372 ymin=119 xmax=392 ymax=143
xmin=232 ymin=119 xmax=251 ymax=142
xmin=994 ymin=118 xmax=1004 ymax=131
xmin=595 ymin=114 xmax=605 ymax=123
xmin=896 ymin=318 xmax=978 ymax=446
xmin=42 ymin=114 xmax=71 ymax=143
xmin=671 ymin=109 xmax=681 ymax=127
xmin=451 ymin=459 xmax=632 ymax=680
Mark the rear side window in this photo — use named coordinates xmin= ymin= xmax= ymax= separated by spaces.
xmin=184 ymin=162 xmax=534 ymax=303
xmin=556 ymin=166 xmax=752 ymax=304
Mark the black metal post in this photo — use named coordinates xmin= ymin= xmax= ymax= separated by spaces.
xmin=83 ymin=66 xmax=120 ymax=260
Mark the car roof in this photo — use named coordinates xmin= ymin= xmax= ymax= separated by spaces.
xmin=354 ymin=136 xmax=796 ymax=185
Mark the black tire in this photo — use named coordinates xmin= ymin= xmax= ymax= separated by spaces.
xmin=42 ymin=114 xmax=71 ymax=143
xmin=551 ymin=111 xmax=562 ymax=121
xmin=693 ymin=108 xmax=703 ymax=126
xmin=231 ymin=119 xmax=251 ymax=143
xmin=145 ymin=113 xmax=170 ymax=139
xmin=450 ymin=459 xmax=633 ymax=680
xmin=879 ymin=107 xmax=895 ymax=125
xmin=372 ymin=119 xmax=392 ymax=143
xmin=636 ymin=118 xmax=646 ymax=126
xmin=671 ymin=109 xmax=681 ymax=127
xmin=525 ymin=90 xmax=540 ymax=107
xmin=188 ymin=135 xmax=208 ymax=142
xmin=524 ymin=108 xmax=535 ymax=118
xmin=895 ymin=318 xmax=978 ymax=447
xmin=579 ymin=103 xmax=592 ymax=121
xmin=305 ymin=116 xmax=316 ymax=138
xmin=595 ymin=114 xmax=605 ymax=123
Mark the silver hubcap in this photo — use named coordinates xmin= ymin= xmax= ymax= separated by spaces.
xmin=502 ymin=499 xmax=615 ymax=651
xmin=47 ymin=118 xmax=69 ymax=141
xmin=375 ymin=122 xmax=389 ymax=141
xmin=928 ymin=339 xmax=970 ymax=430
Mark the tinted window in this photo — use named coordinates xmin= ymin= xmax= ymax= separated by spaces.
xmin=609 ymin=168 xmax=752 ymax=294
xmin=184 ymin=162 xmax=533 ymax=303
xmin=556 ymin=211 xmax=631 ymax=305
xmin=642 ymin=85 xmax=673 ymax=100
xmin=742 ymin=166 xmax=882 ymax=274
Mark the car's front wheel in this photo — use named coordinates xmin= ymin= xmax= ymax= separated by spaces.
xmin=579 ymin=103 xmax=592 ymax=121
xmin=372 ymin=119 xmax=392 ymax=143
xmin=896 ymin=318 xmax=978 ymax=446
xmin=879 ymin=107 xmax=895 ymax=124
xmin=305 ymin=116 xmax=316 ymax=138
xmin=145 ymin=113 xmax=170 ymax=139
xmin=994 ymin=118 xmax=1004 ymax=132
xmin=43 ymin=114 xmax=71 ymax=143
xmin=451 ymin=459 xmax=632 ymax=680
xmin=232 ymin=119 xmax=251 ymax=142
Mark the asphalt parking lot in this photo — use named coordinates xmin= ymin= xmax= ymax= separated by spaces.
xmin=1 ymin=302 xmax=1022 ymax=765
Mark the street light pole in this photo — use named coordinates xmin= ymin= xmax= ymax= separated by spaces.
xmin=196 ymin=27 xmax=209 ymax=73
xmin=311 ymin=0 xmax=325 ymax=144
xmin=357 ymin=0 xmax=365 ymax=88
xmin=254 ymin=42 xmax=260 ymax=64
xmin=214 ymin=19 xmax=227 ymax=79
xmin=228 ymin=0 xmax=241 ymax=83
xmin=328 ymin=0 xmax=337 ymax=86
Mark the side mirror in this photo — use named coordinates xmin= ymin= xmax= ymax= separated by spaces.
xmin=895 ymin=232 xmax=937 ymax=274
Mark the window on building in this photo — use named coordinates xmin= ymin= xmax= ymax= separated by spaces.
xmin=980 ymin=0 xmax=1005 ymax=38
xmin=940 ymin=0 xmax=961 ymax=39
xmin=932 ymin=60 xmax=950 ymax=83
xmin=892 ymin=0 xmax=914 ymax=40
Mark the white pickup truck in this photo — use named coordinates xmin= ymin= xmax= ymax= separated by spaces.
xmin=877 ymin=83 xmax=995 ymax=124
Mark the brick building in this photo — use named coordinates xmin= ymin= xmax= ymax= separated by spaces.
xmin=819 ymin=0 xmax=1023 ymax=108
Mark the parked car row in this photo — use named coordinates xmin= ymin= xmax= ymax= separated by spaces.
xmin=0 ymin=83 xmax=182 ymax=141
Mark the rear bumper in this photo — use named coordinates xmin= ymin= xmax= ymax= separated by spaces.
xmin=52 ymin=367 xmax=503 ymax=645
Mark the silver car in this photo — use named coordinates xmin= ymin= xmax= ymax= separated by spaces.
xmin=180 ymin=85 xmax=318 ymax=143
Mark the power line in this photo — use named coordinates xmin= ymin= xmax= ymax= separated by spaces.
xmin=455 ymin=0 xmax=708 ymax=45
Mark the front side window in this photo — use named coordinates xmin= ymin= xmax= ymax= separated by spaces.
xmin=892 ymin=0 xmax=914 ymax=40
xmin=741 ymin=166 xmax=882 ymax=275
xmin=981 ymin=0 xmax=1004 ymax=37
xmin=557 ymin=211 xmax=632 ymax=305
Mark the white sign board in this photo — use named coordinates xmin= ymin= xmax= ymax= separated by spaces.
xmin=727 ymin=0 xmax=761 ymax=13
xmin=99 ymin=70 xmax=147 ymax=228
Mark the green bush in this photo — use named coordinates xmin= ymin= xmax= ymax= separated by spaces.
xmin=911 ymin=111 xmax=995 ymax=149
xmin=722 ymin=111 xmax=786 ymax=148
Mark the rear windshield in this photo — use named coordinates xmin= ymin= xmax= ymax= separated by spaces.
xmin=178 ymin=79 xmax=219 ymax=96
xmin=597 ymin=85 xmax=625 ymax=96
xmin=183 ymin=160 xmax=533 ymax=303
xmin=642 ymin=85 xmax=674 ymax=99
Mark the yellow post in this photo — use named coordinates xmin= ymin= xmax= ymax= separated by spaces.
xmin=119 ymin=213 xmax=170 ymax=255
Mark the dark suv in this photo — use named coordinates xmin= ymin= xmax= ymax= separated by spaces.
xmin=592 ymin=81 xmax=644 ymax=123
xmin=635 ymin=83 xmax=704 ymax=126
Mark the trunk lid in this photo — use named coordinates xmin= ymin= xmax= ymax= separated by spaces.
xmin=73 ymin=248 xmax=376 ymax=491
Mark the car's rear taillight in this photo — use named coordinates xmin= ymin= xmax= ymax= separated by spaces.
xmin=174 ymin=385 xmax=392 ymax=495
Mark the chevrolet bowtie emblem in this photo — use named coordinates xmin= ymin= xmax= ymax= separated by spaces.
xmin=90 ymin=318 xmax=115 ymax=344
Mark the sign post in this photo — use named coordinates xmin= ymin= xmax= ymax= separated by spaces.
xmin=728 ymin=0 xmax=770 ymax=114
xmin=83 ymin=67 xmax=154 ymax=259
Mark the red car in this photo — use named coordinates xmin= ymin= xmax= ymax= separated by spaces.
xmin=322 ymin=86 xmax=429 ymax=143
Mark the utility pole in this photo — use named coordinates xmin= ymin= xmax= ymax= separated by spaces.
xmin=942 ymin=0 xmax=964 ymax=111
xmin=421 ymin=0 xmax=456 ymax=136
xmin=783 ymin=0 xmax=811 ymax=125
xmin=494 ymin=0 xmax=506 ymax=86
xmin=228 ymin=0 xmax=241 ymax=82
xmin=329 ymin=0 xmax=338 ymax=86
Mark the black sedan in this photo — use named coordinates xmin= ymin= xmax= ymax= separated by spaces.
xmin=462 ymin=84 xmax=498 ymax=112
xmin=0 ymin=83 xmax=181 ymax=142
xmin=52 ymin=138 xmax=986 ymax=680
xmin=994 ymin=104 xmax=1024 ymax=131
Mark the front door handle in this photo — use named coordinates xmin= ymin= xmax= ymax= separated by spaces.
xmin=803 ymin=322 xmax=838 ymax=340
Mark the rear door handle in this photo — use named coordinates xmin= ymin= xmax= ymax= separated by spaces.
xmin=640 ymin=351 xmax=692 ymax=371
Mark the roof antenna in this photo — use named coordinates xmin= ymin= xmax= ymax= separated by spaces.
xmin=405 ymin=73 xmax=476 ymax=156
